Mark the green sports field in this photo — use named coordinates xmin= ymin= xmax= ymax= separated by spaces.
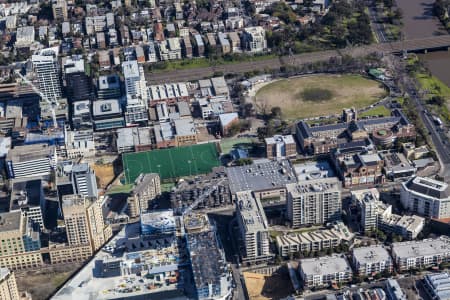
xmin=123 ymin=143 xmax=221 ymax=183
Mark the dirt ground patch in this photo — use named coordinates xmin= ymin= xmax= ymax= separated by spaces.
xmin=91 ymin=163 xmax=115 ymax=188
xmin=254 ymin=74 xmax=386 ymax=120
xmin=15 ymin=264 xmax=82 ymax=299
xmin=243 ymin=270 xmax=294 ymax=300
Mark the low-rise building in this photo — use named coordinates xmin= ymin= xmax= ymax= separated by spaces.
xmin=116 ymin=127 xmax=152 ymax=153
xmin=242 ymin=26 xmax=267 ymax=53
xmin=423 ymin=272 xmax=450 ymax=300
xmin=265 ymin=135 xmax=296 ymax=158
xmin=391 ymin=237 xmax=450 ymax=271
xmin=276 ymin=222 xmax=354 ymax=257
xmin=352 ymin=245 xmax=393 ymax=276
xmin=173 ymin=117 xmax=197 ymax=147
xmin=219 ymin=112 xmax=238 ymax=136
xmin=299 ymin=255 xmax=352 ymax=289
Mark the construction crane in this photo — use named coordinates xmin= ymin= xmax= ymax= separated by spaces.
xmin=14 ymin=69 xmax=59 ymax=128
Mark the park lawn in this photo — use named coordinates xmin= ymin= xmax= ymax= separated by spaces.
xmin=254 ymin=74 xmax=386 ymax=120
xmin=416 ymin=72 xmax=450 ymax=99
xmin=220 ymin=137 xmax=255 ymax=154
xmin=106 ymin=184 xmax=134 ymax=195
xmin=359 ymin=105 xmax=391 ymax=117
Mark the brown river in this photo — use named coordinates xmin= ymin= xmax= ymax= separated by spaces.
xmin=395 ymin=0 xmax=450 ymax=86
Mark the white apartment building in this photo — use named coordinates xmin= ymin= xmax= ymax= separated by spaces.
xmin=351 ymin=188 xmax=380 ymax=233
xmin=286 ymin=177 xmax=341 ymax=228
xmin=158 ymin=38 xmax=182 ymax=60
xmin=352 ymin=245 xmax=393 ymax=276
xmin=276 ymin=222 xmax=354 ymax=257
xmin=391 ymin=237 xmax=450 ymax=271
xmin=401 ymin=176 xmax=450 ymax=219
xmin=122 ymin=60 xmax=148 ymax=100
xmin=299 ymin=255 xmax=352 ymax=289
xmin=236 ymin=191 xmax=271 ymax=263
xmin=242 ymin=26 xmax=267 ymax=53
xmin=31 ymin=47 xmax=62 ymax=102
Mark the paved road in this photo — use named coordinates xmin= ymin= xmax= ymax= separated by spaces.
xmin=392 ymin=57 xmax=450 ymax=179
xmin=367 ymin=2 xmax=388 ymax=43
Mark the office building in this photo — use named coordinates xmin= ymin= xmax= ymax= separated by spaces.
xmin=286 ymin=177 xmax=342 ymax=228
xmin=92 ymin=99 xmax=124 ymax=130
xmin=31 ymin=47 xmax=62 ymax=102
xmin=97 ymin=75 xmax=121 ymax=100
xmin=236 ymin=191 xmax=271 ymax=263
xmin=63 ymin=130 xmax=96 ymax=158
xmin=391 ymin=237 xmax=450 ymax=271
xmin=265 ymin=134 xmax=297 ymax=158
xmin=0 ymin=211 xmax=43 ymax=270
xmin=351 ymin=188 xmax=379 ymax=233
xmin=71 ymin=163 xmax=98 ymax=198
xmin=63 ymin=56 xmax=92 ymax=102
xmin=0 ymin=268 xmax=20 ymax=300
xmin=401 ymin=176 xmax=450 ymax=219
xmin=62 ymin=194 xmax=112 ymax=253
xmin=127 ymin=173 xmax=161 ymax=218
xmin=352 ymin=245 xmax=393 ymax=276
xmin=52 ymin=0 xmax=68 ymax=21
xmin=186 ymin=215 xmax=233 ymax=300
xmin=71 ymin=100 xmax=92 ymax=129
xmin=423 ymin=272 xmax=450 ymax=300
xmin=276 ymin=222 xmax=354 ymax=257
xmin=299 ymin=255 xmax=352 ymax=289
xmin=10 ymin=178 xmax=45 ymax=229
xmin=6 ymin=144 xmax=57 ymax=179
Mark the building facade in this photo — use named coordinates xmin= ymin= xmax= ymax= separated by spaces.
xmin=62 ymin=195 xmax=112 ymax=253
xmin=265 ymin=135 xmax=297 ymax=159
xmin=236 ymin=191 xmax=271 ymax=263
xmin=391 ymin=237 xmax=450 ymax=271
xmin=352 ymin=245 xmax=393 ymax=276
xmin=401 ymin=176 xmax=450 ymax=219
xmin=127 ymin=173 xmax=161 ymax=218
xmin=286 ymin=177 xmax=342 ymax=228
xmin=0 ymin=268 xmax=20 ymax=300
xmin=299 ymin=255 xmax=353 ymax=289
